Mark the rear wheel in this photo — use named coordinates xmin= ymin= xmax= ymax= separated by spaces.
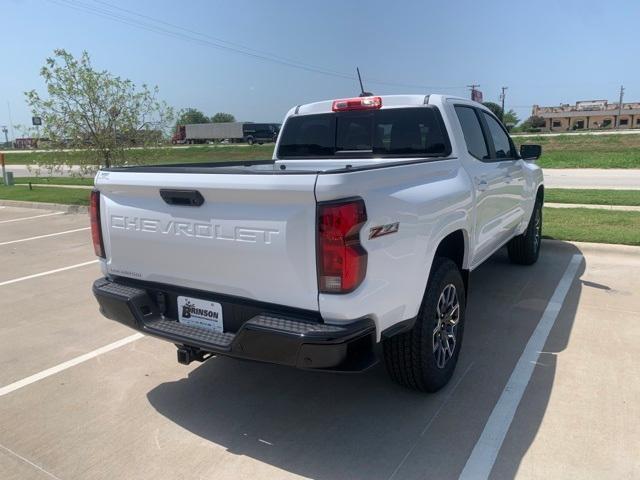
xmin=383 ymin=257 xmax=466 ymax=392
xmin=508 ymin=198 xmax=542 ymax=265
xmin=246 ymin=137 xmax=254 ymax=145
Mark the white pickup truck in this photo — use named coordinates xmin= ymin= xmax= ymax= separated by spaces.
xmin=91 ymin=94 xmax=543 ymax=392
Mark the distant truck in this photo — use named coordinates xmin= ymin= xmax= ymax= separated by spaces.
xmin=13 ymin=137 xmax=39 ymax=149
xmin=171 ymin=122 xmax=280 ymax=145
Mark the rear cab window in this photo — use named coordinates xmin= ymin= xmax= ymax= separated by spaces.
xmin=277 ymin=107 xmax=451 ymax=159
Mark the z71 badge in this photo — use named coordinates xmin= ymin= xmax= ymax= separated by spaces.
xmin=369 ymin=222 xmax=400 ymax=239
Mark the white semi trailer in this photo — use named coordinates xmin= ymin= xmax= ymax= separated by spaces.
xmin=172 ymin=122 xmax=280 ymax=145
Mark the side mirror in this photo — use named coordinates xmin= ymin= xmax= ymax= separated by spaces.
xmin=520 ymin=144 xmax=542 ymax=160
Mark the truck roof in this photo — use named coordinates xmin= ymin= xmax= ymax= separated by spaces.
xmin=287 ymin=94 xmax=484 ymax=117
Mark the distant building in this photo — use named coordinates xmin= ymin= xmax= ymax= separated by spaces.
xmin=532 ymin=100 xmax=640 ymax=131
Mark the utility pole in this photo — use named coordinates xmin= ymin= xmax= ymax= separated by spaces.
xmin=6 ymin=101 xmax=14 ymax=141
xmin=500 ymin=86 xmax=508 ymax=121
xmin=467 ymin=84 xmax=480 ymax=101
xmin=616 ymin=85 xmax=625 ymax=128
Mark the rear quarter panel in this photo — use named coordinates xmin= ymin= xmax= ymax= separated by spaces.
xmin=519 ymin=161 xmax=545 ymax=234
xmin=315 ymin=159 xmax=473 ymax=338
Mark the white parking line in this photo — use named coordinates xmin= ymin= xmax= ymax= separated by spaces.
xmin=459 ymin=254 xmax=582 ymax=480
xmin=0 ymin=333 xmax=144 ymax=397
xmin=388 ymin=361 xmax=475 ymax=480
xmin=0 ymin=227 xmax=90 ymax=246
xmin=0 ymin=211 xmax=64 ymax=224
xmin=0 ymin=260 xmax=99 ymax=287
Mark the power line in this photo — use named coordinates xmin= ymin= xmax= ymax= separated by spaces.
xmin=49 ymin=0 xmax=353 ymax=80
xmin=47 ymin=0 xmax=467 ymax=92
xmin=90 ymin=0 xmax=350 ymax=77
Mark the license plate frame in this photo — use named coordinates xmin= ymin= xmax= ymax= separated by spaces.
xmin=177 ymin=296 xmax=224 ymax=333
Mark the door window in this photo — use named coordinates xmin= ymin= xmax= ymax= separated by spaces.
xmin=455 ymin=106 xmax=489 ymax=160
xmin=481 ymin=112 xmax=516 ymax=159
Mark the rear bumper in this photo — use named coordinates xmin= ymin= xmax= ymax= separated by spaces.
xmin=92 ymin=277 xmax=377 ymax=371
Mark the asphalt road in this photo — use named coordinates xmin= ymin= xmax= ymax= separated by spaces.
xmin=543 ymin=168 xmax=640 ymax=190
xmin=4 ymin=164 xmax=83 ymax=177
xmin=0 ymin=205 xmax=638 ymax=479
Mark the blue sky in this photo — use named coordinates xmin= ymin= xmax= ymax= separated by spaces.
xmin=2 ymin=0 xmax=639 ymax=138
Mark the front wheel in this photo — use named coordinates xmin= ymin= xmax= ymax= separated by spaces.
xmin=383 ymin=257 xmax=466 ymax=392
xmin=508 ymin=199 xmax=542 ymax=265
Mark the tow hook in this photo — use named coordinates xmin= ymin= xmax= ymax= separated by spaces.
xmin=176 ymin=346 xmax=213 ymax=365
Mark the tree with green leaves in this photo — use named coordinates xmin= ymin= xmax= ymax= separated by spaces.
xmin=176 ymin=108 xmax=209 ymax=125
xmin=211 ymin=112 xmax=236 ymax=123
xmin=25 ymin=49 xmax=173 ymax=173
xmin=502 ymin=109 xmax=519 ymax=126
xmin=482 ymin=102 xmax=504 ymax=120
xmin=516 ymin=115 xmax=546 ymax=132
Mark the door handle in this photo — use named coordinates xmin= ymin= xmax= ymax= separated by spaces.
xmin=159 ymin=189 xmax=205 ymax=206
xmin=476 ymin=178 xmax=488 ymax=191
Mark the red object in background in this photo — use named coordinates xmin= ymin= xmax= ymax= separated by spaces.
xmin=171 ymin=126 xmax=186 ymax=144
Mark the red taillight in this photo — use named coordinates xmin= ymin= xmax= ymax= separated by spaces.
xmin=90 ymin=190 xmax=105 ymax=258
xmin=317 ymin=199 xmax=367 ymax=293
xmin=332 ymin=96 xmax=382 ymax=112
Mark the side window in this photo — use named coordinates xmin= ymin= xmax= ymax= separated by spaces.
xmin=454 ymin=106 xmax=489 ymax=160
xmin=481 ymin=112 xmax=516 ymax=159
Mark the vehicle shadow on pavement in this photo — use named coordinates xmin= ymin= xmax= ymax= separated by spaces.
xmin=147 ymin=241 xmax=585 ymax=480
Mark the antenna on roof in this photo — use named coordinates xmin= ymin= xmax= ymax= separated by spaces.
xmin=357 ymin=67 xmax=373 ymax=97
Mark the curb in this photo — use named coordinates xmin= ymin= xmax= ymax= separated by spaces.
xmin=0 ymin=199 xmax=88 ymax=214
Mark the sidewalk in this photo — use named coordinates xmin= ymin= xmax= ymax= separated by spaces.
xmin=545 ymin=202 xmax=640 ymax=212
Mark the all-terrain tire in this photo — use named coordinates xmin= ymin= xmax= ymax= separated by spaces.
xmin=383 ymin=257 xmax=466 ymax=392
xmin=508 ymin=198 xmax=543 ymax=265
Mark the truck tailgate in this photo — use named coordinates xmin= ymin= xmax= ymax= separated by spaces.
xmin=96 ymin=171 xmax=319 ymax=311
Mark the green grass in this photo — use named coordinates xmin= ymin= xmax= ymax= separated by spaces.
xmin=0 ymin=185 xmax=90 ymax=205
xmin=514 ymin=133 xmax=640 ymax=168
xmin=535 ymin=150 xmax=640 ymax=168
xmin=543 ymin=207 xmax=640 ymax=246
xmin=546 ymin=188 xmax=640 ymax=206
xmin=1 ymin=177 xmax=94 ymax=186
xmin=3 ymin=144 xmax=275 ymax=166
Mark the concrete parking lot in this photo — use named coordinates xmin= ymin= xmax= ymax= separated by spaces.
xmin=0 ymin=205 xmax=638 ymax=480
